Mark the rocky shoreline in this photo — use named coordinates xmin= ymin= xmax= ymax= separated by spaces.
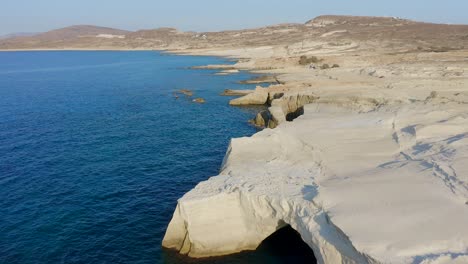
xmin=2 ymin=14 xmax=468 ymax=264
xmin=161 ymin=16 xmax=468 ymax=264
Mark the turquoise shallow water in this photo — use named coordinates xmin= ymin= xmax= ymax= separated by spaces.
xmin=0 ymin=51 xmax=315 ymax=264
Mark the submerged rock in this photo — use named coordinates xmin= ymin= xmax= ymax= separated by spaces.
xmin=221 ymin=89 xmax=254 ymax=96
xmin=178 ymin=89 xmax=193 ymax=97
xmin=192 ymin=98 xmax=206 ymax=104
xmin=216 ymin=69 xmax=240 ymax=75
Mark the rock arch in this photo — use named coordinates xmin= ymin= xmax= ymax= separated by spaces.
xmin=162 ymin=189 xmax=371 ymax=264
xmin=162 ymin=127 xmax=377 ymax=264
xmin=256 ymin=223 xmax=317 ymax=263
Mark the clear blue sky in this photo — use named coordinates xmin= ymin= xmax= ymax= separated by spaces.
xmin=1 ymin=0 xmax=468 ymax=35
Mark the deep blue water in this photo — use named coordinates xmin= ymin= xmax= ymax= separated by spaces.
xmin=0 ymin=51 xmax=316 ymax=264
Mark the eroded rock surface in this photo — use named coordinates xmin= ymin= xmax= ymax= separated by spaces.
xmin=229 ymin=86 xmax=269 ymax=106
xmin=268 ymin=93 xmax=320 ymax=128
xmin=163 ymin=100 xmax=468 ymax=264
xmin=160 ymin=15 xmax=468 ymax=264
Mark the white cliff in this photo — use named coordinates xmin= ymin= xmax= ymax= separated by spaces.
xmin=163 ymin=99 xmax=468 ymax=263
xmin=162 ymin=18 xmax=468 ymax=263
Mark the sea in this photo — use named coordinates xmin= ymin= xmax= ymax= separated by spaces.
xmin=0 ymin=51 xmax=316 ymax=264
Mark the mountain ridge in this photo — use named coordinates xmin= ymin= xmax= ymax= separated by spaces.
xmin=1 ymin=15 xmax=467 ymax=50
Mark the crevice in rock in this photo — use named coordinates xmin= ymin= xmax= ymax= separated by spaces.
xmin=251 ymin=110 xmax=273 ymax=128
xmin=286 ymin=106 xmax=305 ymax=121
xmin=179 ymin=228 xmax=192 ymax=255
xmin=269 ymin=92 xmax=285 ymax=103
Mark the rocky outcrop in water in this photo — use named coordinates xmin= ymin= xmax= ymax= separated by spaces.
xmin=178 ymin=89 xmax=193 ymax=97
xmin=229 ymin=87 xmax=269 ymax=106
xmin=236 ymin=90 xmax=319 ymax=128
xmin=251 ymin=110 xmax=273 ymax=128
xmin=267 ymin=93 xmax=320 ymax=128
xmin=221 ymin=89 xmax=254 ymax=96
xmin=192 ymin=98 xmax=206 ymax=104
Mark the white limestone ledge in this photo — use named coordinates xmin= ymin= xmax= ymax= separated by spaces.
xmin=163 ymin=100 xmax=468 ymax=264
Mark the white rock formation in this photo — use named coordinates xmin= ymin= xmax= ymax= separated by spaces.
xmin=229 ymin=86 xmax=269 ymax=105
xmin=95 ymin=34 xmax=125 ymax=39
xmin=163 ymin=98 xmax=468 ymax=263
xmin=268 ymin=92 xmax=319 ymax=127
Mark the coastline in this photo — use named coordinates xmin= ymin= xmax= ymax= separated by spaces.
xmin=0 ymin=48 xmax=157 ymax=51
xmin=3 ymin=16 xmax=468 ymax=263
xmin=3 ymin=45 xmax=468 ymax=264
xmin=160 ymin=46 xmax=468 ymax=263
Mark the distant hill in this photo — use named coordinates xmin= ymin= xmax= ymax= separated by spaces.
xmin=1 ymin=15 xmax=467 ymax=50
xmin=0 ymin=32 xmax=38 ymax=40
xmin=33 ymin=25 xmax=131 ymax=41
xmin=0 ymin=25 xmax=133 ymax=49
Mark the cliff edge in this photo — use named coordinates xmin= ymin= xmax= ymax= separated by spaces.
xmin=159 ymin=15 xmax=468 ymax=263
xmin=163 ymin=99 xmax=468 ymax=263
